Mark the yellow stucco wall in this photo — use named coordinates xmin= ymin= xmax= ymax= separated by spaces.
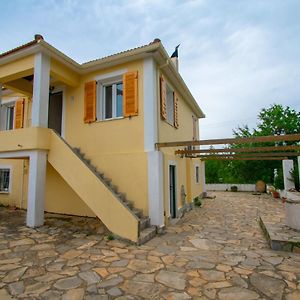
xmin=0 ymin=55 xmax=203 ymax=224
xmin=158 ymin=71 xmax=202 ymax=219
xmin=63 ymin=60 xmax=149 ymax=213
xmin=0 ymin=55 xmax=34 ymax=83
xmin=0 ymin=159 xmax=25 ymax=207
xmin=45 ymin=163 xmax=96 ymax=217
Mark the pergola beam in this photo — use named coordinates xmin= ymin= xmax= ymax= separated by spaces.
xmin=198 ymin=156 xmax=289 ymax=161
xmin=189 ymin=152 xmax=299 ymax=159
xmin=175 ymin=145 xmax=300 ymax=155
xmin=156 ymin=133 xmax=300 ymax=149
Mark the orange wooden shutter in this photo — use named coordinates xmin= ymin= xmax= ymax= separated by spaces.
xmin=14 ymin=98 xmax=24 ymax=129
xmin=123 ymin=71 xmax=138 ymax=117
xmin=173 ymin=92 xmax=179 ymax=128
xmin=84 ymin=81 xmax=96 ymax=123
xmin=160 ymin=75 xmax=167 ymax=120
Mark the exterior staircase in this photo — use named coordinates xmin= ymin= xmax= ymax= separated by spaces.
xmin=72 ymin=147 xmax=157 ymax=245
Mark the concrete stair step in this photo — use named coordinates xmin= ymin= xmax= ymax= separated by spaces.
xmin=138 ymin=226 xmax=157 ymax=245
xmin=139 ymin=217 xmax=150 ymax=231
xmin=132 ymin=208 xmax=143 ymax=218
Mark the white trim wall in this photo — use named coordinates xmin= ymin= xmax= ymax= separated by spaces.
xmin=206 ymin=184 xmax=256 ymax=192
xmin=144 ymin=57 xmax=164 ymax=227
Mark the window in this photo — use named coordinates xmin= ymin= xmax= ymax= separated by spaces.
xmin=6 ymin=106 xmax=14 ymax=130
xmin=195 ymin=166 xmax=200 ymax=184
xmin=102 ymin=82 xmax=123 ymax=120
xmin=166 ymin=84 xmax=174 ymax=125
xmin=0 ymin=168 xmax=10 ymax=193
xmin=160 ymin=74 xmax=179 ymax=128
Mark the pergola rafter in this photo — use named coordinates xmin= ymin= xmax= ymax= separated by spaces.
xmin=198 ymin=156 xmax=289 ymax=161
xmin=156 ymin=133 xmax=300 ymax=161
xmin=175 ymin=145 xmax=300 ymax=155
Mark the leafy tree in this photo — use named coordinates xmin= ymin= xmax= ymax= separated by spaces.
xmin=206 ymin=104 xmax=300 ymax=186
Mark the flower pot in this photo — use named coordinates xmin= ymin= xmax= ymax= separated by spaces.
xmin=272 ymin=191 xmax=280 ymax=198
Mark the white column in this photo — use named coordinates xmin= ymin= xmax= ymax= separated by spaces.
xmin=201 ymin=161 xmax=206 ymax=193
xmin=148 ymin=151 xmax=164 ymax=226
xmin=32 ymin=52 xmax=50 ymax=127
xmin=144 ymin=57 xmax=164 ymax=227
xmin=282 ymin=159 xmax=295 ymax=191
xmin=26 ymin=150 xmax=47 ymax=227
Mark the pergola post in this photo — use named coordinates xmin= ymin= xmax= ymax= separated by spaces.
xmin=201 ymin=161 xmax=206 ymax=194
xmin=282 ymin=159 xmax=295 ymax=191
xmin=298 ymin=156 xmax=300 ymax=186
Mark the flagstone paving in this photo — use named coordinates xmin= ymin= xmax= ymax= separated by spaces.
xmin=0 ymin=192 xmax=300 ymax=299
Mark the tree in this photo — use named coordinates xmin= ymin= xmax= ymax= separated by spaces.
xmin=206 ymin=104 xmax=300 ymax=185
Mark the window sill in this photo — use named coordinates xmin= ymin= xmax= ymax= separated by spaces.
xmin=0 ymin=191 xmax=9 ymax=194
xmin=96 ymin=116 xmax=124 ymax=123
xmin=165 ymin=120 xmax=175 ymax=128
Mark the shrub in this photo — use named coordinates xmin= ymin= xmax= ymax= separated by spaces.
xmin=231 ymin=186 xmax=238 ymax=192
xmin=194 ymin=197 xmax=202 ymax=207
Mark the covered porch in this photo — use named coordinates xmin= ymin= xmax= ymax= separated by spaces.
xmin=0 ymin=35 xmax=80 ymax=229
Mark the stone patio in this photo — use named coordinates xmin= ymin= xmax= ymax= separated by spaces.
xmin=0 ymin=192 xmax=300 ymax=299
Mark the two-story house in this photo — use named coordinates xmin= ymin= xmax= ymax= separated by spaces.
xmin=0 ymin=35 xmax=205 ymax=244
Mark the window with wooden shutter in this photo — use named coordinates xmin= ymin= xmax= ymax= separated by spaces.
xmin=14 ymin=98 xmax=24 ymax=129
xmin=123 ymin=71 xmax=138 ymax=117
xmin=84 ymin=81 xmax=96 ymax=123
xmin=173 ymin=92 xmax=179 ymax=128
xmin=160 ymin=75 xmax=167 ymax=120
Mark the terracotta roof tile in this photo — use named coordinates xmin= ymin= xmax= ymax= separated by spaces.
xmin=0 ymin=34 xmax=44 ymax=59
xmin=82 ymin=39 xmax=161 ymax=65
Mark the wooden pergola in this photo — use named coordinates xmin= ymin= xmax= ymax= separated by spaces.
xmin=156 ymin=133 xmax=300 ymax=161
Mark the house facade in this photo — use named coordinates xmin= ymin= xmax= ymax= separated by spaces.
xmin=0 ymin=35 xmax=205 ymax=243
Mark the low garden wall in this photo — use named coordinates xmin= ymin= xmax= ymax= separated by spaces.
xmin=206 ymin=184 xmax=256 ymax=192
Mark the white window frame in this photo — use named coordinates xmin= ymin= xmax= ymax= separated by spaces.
xmin=195 ymin=164 xmax=200 ymax=184
xmin=99 ymin=80 xmax=123 ymax=121
xmin=166 ymin=83 xmax=174 ymax=125
xmin=0 ymin=99 xmax=16 ymax=131
xmin=0 ymin=165 xmax=12 ymax=194
xmin=95 ymin=70 xmax=127 ymax=122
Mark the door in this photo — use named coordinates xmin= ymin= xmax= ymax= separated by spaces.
xmin=48 ymin=92 xmax=63 ymax=135
xmin=169 ymin=165 xmax=177 ymax=218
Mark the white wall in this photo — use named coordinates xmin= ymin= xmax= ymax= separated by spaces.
xmin=206 ymin=184 xmax=256 ymax=192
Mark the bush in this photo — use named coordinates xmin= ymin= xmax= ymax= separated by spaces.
xmin=193 ymin=197 xmax=202 ymax=207
xmin=106 ymin=233 xmax=114 ymax=241
xmin=231 ymin=186 xmax=238 ymax=192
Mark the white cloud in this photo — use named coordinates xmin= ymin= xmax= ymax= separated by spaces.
xmin=0 ymin=0 xmax=299 ymax=139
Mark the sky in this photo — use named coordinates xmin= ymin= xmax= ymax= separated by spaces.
xmin=1 ymin=0 xmax=299 ymax=139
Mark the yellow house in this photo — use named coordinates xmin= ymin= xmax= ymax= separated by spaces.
xmin=0 ymin=35 xmax=205 ymax=243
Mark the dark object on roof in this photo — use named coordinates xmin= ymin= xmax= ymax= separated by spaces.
xmin=171 ymin=44 xmax=180 ymax=58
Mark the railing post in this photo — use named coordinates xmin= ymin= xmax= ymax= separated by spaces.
xmin=282 ymin=159 xmax=295 ymax=191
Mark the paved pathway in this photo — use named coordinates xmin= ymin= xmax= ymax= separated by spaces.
xmin=0 ymin=192 xmax=300 ymax=299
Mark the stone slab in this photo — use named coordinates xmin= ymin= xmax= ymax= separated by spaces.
xmin=259 ymin=216 xmax=300 ymax=252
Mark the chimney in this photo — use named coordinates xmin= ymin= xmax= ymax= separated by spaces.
xmin=170 ymin=44 xmax=180 ymax=72
xmin=34 ymin=34 xmax=44 ymax=42
xmin=170 ymin=57 xmax=179 ymax=71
